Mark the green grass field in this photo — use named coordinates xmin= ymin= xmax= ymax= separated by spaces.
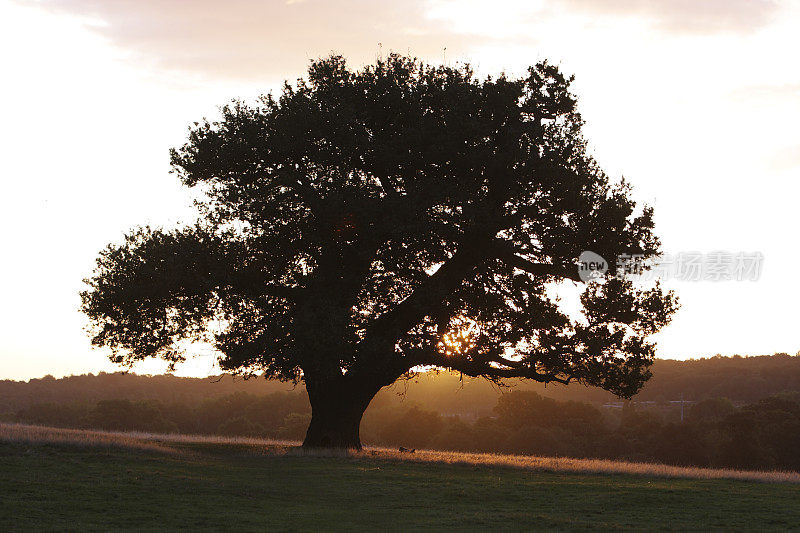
xmin=2 ymin=429 xmax=800 ymax=531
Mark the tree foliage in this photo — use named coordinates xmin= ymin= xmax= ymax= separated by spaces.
xmin=81 ymin=55 xmax=677 ymax=446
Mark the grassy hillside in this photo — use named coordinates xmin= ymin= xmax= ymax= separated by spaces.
xmin=2 ymin=424 xmax=800 ymax=531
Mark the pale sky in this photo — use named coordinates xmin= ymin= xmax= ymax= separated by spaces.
xmin=1 ymin=0 xmax=798 ymax=381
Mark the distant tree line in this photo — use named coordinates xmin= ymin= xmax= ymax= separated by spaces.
xmin=4 ymin=353 xmax=800 ymax=412
xmin=6 ymin=387 xmax=800 ymax=471
xmin=416 ymin=391 xmax=800 ymax=472
xmin=12 ymin=391 xmax=311 ymax=440
xmin=4 ymin=353 xmax=800 ymax=417
xmin=4 ymin=353 xmax=800 ymax=470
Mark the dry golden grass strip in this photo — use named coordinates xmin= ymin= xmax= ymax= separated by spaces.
xmin=353 ymin=448 xmax=800 ymax=484
xmin=0 ymin=423 xmax=179 ymax=454
xmin=0 ymin=423 xmax=297 ymax=454
xmin=3 ymin=423 xmax=799 ymax=484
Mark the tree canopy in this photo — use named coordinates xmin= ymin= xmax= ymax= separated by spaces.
xmin=81 ymin=54 xmax=678 ymax=448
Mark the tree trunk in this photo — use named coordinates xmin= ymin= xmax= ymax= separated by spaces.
xmin=302 ymin=375 xmax=381 ymax=450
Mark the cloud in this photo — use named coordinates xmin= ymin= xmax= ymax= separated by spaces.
xmin=24 ymin=0 xmax=472 ymax=82
xmin=424 ymin=0 xmax=781 ymax=42
xmin=19 ymin=0 xmax=784 ymax=84
xmin=565 ymin=0 xmax=781 ymax=34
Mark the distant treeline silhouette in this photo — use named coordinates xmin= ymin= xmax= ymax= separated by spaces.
xmin=3 ymin=353 xmax=800 ymax=412
xmin=4 ymin=353 xmax=800 ymax=470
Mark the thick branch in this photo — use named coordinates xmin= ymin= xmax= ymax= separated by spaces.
xmin=410 ymin=347 xmax=571 ymax=385
xmin=359 ymin=234 xmax=490 ymax=354
xmin=492 ymin=240 xmax=582 ymax=282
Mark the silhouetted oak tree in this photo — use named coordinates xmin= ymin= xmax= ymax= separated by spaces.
xmin=81 ymin=55 xmax=678 ymax=449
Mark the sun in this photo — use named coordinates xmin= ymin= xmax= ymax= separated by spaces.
xmin=437 ymin=317 xmax=479 ymax=356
